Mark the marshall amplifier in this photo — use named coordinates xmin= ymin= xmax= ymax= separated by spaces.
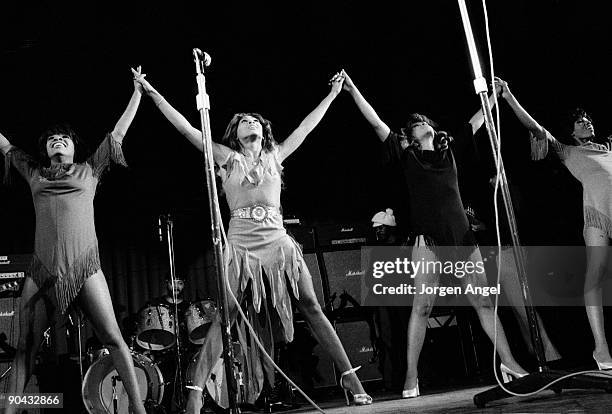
xmin=322 ymin=249 xmax=364 ymax=307
xmin=336 ymin=319 xmax=383 ymax=383
xmin=285 ymin=225 xmax=316 ymax=252
xmin=316 ymin=222 xmax=369 ymax=248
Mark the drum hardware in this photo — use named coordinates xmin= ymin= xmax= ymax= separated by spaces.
xmin=112 ymin=375 xmax=121 ymax=414
xmin=158 ymin=213 xmax=185 ymax=408
xmin=0 ymin=365 xmax=11 ymax=380
xmin=82 ymin=351 xmax=165 ymax=413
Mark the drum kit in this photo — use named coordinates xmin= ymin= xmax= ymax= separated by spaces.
xmin=82 ymin=299 xmax=219 ymax=414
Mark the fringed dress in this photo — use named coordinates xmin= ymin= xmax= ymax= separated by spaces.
xmin=3 ymin=133 xmax=127 ymax=315
xmin=212 ymin=148 xmax=310 ymax=404
xmin=531 ymin=129 xmax=612 ymax=237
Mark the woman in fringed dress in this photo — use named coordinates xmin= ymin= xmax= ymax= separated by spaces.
xmin=0 ymin=67 xmax=147 ymax=414
xmin=496 ymin=77 xmax=612 ymax=370
xmin=136 ymin=72 xmax=372 ymax=412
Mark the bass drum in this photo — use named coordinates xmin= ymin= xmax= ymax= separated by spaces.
xmin=82 ymin=352 xmax=164 ymax=414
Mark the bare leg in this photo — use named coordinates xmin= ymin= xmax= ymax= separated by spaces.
xmin=77 ymin=271 xmax=146 ymax=414
xmin=296 ymin=267 xmax=367 ymax=396
xmin=184 ymin=271 xmax=239 ymax=414
xmin=4 ymin=278 xmax=51 ymax=414
xmin=497 ymin=247 xmax=561 ymax=361
xmin=463 ymin=248 xmax=527 ymax=375
xmin=583 ymin=227 xmax=611 ymax=363
xmin=403 ymin=237 xmax=439 ymax=391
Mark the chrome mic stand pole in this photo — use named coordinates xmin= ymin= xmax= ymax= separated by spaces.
xmin=192 ymin=48 xmax=240 ymax=413
xmin=456 ymin=0 xmax=546 ymax=370
xmin=163 ymin=214 xmax=185 ymax=408
xmin=457 ymin=1 xmax=612 ymax=407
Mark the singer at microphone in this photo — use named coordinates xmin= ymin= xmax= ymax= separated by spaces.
xmin=339 ymin=70 xmax=529 ymax=396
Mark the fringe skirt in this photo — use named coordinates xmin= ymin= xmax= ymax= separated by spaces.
xmin=222 ymin=214 xmax=311 ymax=404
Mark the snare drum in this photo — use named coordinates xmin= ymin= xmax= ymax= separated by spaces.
xmin=82 ymin=352 xmax=164 ymax=414
xmin=136 ymin=304 xmax=176 ymax=351
xmin=184 ymin=300 xmax=217 ymax=345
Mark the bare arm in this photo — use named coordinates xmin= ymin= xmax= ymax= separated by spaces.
xmin=495 ymin=77 xmax=546 ymax=136
xmin=111 ymin=67 xmax=144 ymax=142
xmin=468 ymin=85 xmax=501 ymax=135
xmin=136 ymin=75 xmax=231 ymax=164
xmin=0 ymin=131 xmax=11 ymax=155
xmin=341 ymin=70 xmax=391 ymax=142
xmin=277 ymin=73 xmax=344 ymax=162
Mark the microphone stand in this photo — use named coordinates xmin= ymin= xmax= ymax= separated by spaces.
xmin=192 ymin=49 xmax=240 ymax=413
xmin=161 ymin=214 xmax=185 ymax=408
xmin=457 ymin=1 xmax=612 ymax=407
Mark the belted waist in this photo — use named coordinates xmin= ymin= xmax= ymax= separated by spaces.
xmin=230 ymin=205 xmax=282 ymax=222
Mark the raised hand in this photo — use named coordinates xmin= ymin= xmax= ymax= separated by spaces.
xmin=133 ymin=74 xmax=158 ymax=98
xmin=494 ymin=77 xmax=511 ymax=99
xmin=131 ymin=66 xmax=145 ymax=93
xmin=340 ymin=69 xmax=356 ymax=93
xmin=328 ymin=71 xmax=345 ymax=96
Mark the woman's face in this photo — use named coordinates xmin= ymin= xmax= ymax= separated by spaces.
xmin=411 ymin=121 xmax=435 ymax=141
xmin=46 ymin=133 xmax=75 ymax=159
xmin=236 ymin=115 xmax=263 ymax=151
xmin=572 ymin=116 xmax=595 ymax=141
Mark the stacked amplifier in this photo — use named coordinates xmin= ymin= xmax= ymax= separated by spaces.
xmin=284 ymin=221 xmax=382 ymax=388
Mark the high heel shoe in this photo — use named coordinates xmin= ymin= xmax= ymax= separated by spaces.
xmin=499 ymin=363 xmax=528 ymax=383
xmin=339 ymin=366 xmax=373 ymax=406
xmin=401 ymin=380 xmax=420 ymax=398
xmin=593 ymin=353 xmax=612 ymax=370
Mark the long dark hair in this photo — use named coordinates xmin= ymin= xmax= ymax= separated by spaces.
xmin=221 ymin=113 xmax=277 ymax=153
xmin=37 ymin=123 xmax=83 ymax=165
xmin=400 ymin=113 xmax=452 ymax=151
xmin=560 ymin=107 xmax=592 ymax=146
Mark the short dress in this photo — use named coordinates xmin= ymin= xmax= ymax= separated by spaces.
xmin=382 ymin=129 xmax=476 ymax=247
xmin=531 ymin=129 xmax=612 ymax=237
xmin=3 ymin=133 xmax=127 ymax=314
xmin=217 ymin=147 xmax=311 ymax=402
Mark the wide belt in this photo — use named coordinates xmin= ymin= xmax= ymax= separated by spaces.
xmin=230 ymin=205 xmax=281 ymax=222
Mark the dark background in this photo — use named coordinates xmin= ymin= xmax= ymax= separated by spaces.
xmin=0 ymin=0 xmax=610 ymax=368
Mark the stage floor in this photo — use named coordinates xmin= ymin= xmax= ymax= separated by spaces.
xmin=285 ymin=383 xmax=612 ymax=414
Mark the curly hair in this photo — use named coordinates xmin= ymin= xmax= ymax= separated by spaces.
xmin=37 ymin=123 xmax=83 ymax=165
xmin=221 ymin=113 xmax=278 ymax=153
xmin=399 ymin=113 xmax=452 ymax=151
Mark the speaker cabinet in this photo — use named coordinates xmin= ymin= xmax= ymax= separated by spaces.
xmin=286 ymin=320 xmax=337 ymax=389
xmin=286 ymin=226 xmax=316 ymax=252
xmin=336 ymin=319 xmax=382 ymax=383
xmin=322 ymin=249 xmax=364 ymax=307
xmin=302 ymin=253 xmax=326 ymax=308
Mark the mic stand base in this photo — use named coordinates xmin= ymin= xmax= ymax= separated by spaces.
xmin=473 ymin=369 xmax=612 ymax=408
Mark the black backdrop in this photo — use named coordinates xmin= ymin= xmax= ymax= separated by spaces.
xmin=0 ymin=1 xmax=609 ymax=359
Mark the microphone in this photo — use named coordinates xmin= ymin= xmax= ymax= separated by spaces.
xmin=193 ymin=48 xmax=212 ymax=67
xmin=435 ymin=130 xmax=454 ymax=148
xmin=435 ymin=130 xmax=453 ymax=142
xmin=158 ymin=216 xmax=163 ymax=242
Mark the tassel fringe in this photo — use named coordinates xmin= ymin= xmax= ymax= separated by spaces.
xmin=584 ymin=206 xmax=612 ymax=239
xmin=29 ymin=244 xmax=101 ymax=315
